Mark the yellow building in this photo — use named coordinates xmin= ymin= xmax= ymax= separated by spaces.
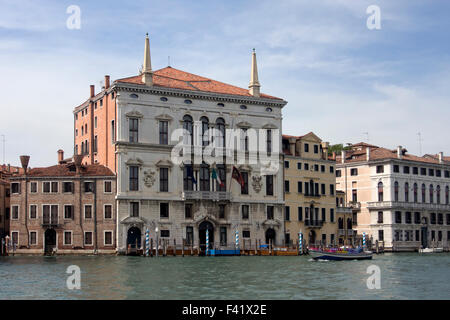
xmin=282 ymin=133 xmax=337 ymax=247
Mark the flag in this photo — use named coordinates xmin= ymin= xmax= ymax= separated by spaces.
xmin=212 ymin=168 xmax=224 ymax=188
xmin=186 ymin=165 xmax=197 ymax=184
xmin=232 ymin=166 xmax=244 ymax=188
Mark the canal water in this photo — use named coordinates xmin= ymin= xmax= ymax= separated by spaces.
xmin=0 ymin=253 xmax=449 ymax=299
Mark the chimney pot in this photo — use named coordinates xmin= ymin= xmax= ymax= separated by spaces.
xmin=105 ymin=75 xmax=110 ymax=89
xmin=397 ymin=146 xmax=402 ymax=159
xmin=90 ymin=85 xmax=95 ymax=98
xmin=73 ymin=154 xmax=83 ymax=174
xmin=341 ymin=150 xmax=346 ymax=164
xmin=366 ymin=147 xmax=371 ymax=161
xmin=438 ymin=152 xmax=443 ymax=164
xmin=57 ymin=149 xmax=64 ymax=164
xmin=20 ymin=155 xmax=30 ymax=173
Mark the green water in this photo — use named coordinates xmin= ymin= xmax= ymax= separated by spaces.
xmin=0 ymin=253 xmax=449 ymax=299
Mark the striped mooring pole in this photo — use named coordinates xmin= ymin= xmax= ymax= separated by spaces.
xmin=362 ymin=232 xmax=366 ymax=249
xmin=145 ymin=228 xmax=150 ymax=256
xmin=206 ymin=229 xmax=209 ymax=256
xmin=298 ymin=232 xmax=303 ymax=254
xmin=235 ymin=229 xmax=239 ymax=252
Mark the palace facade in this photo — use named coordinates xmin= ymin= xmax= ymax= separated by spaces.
xmin=73 ymin=35 xmax=287 ymax=254
xmin=336 ymin=143 xmax=450 ymax=251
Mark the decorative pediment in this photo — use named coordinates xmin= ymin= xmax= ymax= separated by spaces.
xmin=194 ymin=214 xmax=219 ymax=226
xmin=262 ymin=219 xmax=282 ymax=227
xmin=155 ymin=113 xmax=174 ymax=121
xmin=301 ymin=132 xmax=322 ymax=142
xmin=155 ymin=159 xmax=173 ymax=168
xmin=120 ymin=216 xmax=145 ymax=225
xmin=236 ymin=121 xmax=252 ymax=128
xmin=125 ymin=158 xmax=144 ymax=166
xmin=262 ymin=123 xmax=278 ymax=129
xmin=125 ymin=110 xmax=144 ymax=118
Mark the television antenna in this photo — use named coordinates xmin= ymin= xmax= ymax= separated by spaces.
xmin=417 ymin=132 xmax=422 ymax=156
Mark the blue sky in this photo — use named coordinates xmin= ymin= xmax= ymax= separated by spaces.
xmin=1 ymin=0 xmax=450 ymax=166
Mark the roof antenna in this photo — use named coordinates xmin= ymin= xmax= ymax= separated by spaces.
xmin=417 ymin=132 xmax=422 ymax=156
xmin=363 ymin=132 xmax=369 ymax=143
xmin=168 ymin=56 xmax=171 ymax=67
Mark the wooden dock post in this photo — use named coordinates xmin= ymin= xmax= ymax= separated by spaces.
xmin=269 ymin=239 xmax=272 ymax=256
xmin=376 ymin=240 xmax=379 ymax=254
xmin=174 ymin=239 xmax=177 ymax=256
xmin=182 ymin=239 xmax=185 ymax=257
xmin=150 ymin=238 xmax=154 ymax=257
xmin=191 ymin=241 xmax=193 ymax=256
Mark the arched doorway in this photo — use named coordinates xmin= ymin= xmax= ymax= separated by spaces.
xmin=127 ymin=227 xmax=141 ymax=249
xmin=265 ymin=228 xmax=276 ymax=245
xmin=309 ymin=230 xmax=316 ymax=246
xmin=44 ymin=229 xmax=56 ymax=254
xmin=199 ymin=221 xmax=214 ymax=254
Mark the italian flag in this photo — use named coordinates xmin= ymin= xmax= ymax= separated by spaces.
xmin=212 ymin=168 xmax=224 ymax=187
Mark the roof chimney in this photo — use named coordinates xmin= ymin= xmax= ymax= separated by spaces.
xmin=397 ymin=146 xmax=403 ymax=159
xmin=57 ymin=149 xmax=64 ymax=164
xmin=20 ymin=155 xmax=30 ymax=174
xmin=366 ymin=147 xmax=371 ymax=161
xmin=90 ymin=85 xmax=95 ymax=98
xmin=141 ymin=33 xmax=153 ymax=86
xmin=341 ymin=150 xmax=346 ymax=164
xmin=249 ymin=48 xmax=261 ymax=97
xmin=73 ymin=154 xmax=83 ymax=174
xmin=438 ymin=152 xmax=443 ymax=164
xmin=332 ymin=152 xmax=336 ymax=160
xmin=105 ymin=75 xmax=110 ymax=89
xmin=321 ymin=142 xmax=329 ymax=160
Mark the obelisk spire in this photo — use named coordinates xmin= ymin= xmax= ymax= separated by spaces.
xmin=249 ymin=48 xmax=261 ymax=97
xmin=142 ymin=33 xmax=153 ymax=86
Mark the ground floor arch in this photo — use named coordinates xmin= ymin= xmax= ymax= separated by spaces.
xmin=127 ymin=226 xmax=142 ymax=249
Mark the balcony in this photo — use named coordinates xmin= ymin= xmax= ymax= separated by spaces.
xmin=336 ymin=207 xmax=352 ymax=214
xmin=367 ymin=201 xmax=450 ymax=211
xmin=182 ymin=191 xmax=231 ymax=201
xmin=338 ymin=229 xmax=346 ymax=236
xmin=41 ymin=217 xmax=61 ymax=228
xmin=348 ymin=202 xmax=361 ymax=210
xmin=304 ymin=220 xmax=323 ymax=228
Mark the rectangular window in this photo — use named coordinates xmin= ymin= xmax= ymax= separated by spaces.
xmin=403 ymin=166 xmax=410 ymax=174
xmin=393 ymin=165 xmax=399 ymax=173
xmin=330 ymin=166 xmax=334 ymax=173
xmin=284 ymin=161 xmax=289 ymax=168
xmin=321 ymin=184 xmax=325 ymax=195
xmin=161 ymin=230 xmax=170 ymax=238
xmin=84 ymin=232 xmax=93 ymax=245
xmin=30 ymin=205 xmax=37 ymax=219
xmin=285 ymin=206 xmax=290 ymax=221
xmin=378 ymin=211 xmax=383 ymax=223
xmin=330 ymin=208 xmax=334 ymax=222
xmin=330 ymin=184 xmax=335 ymax=196
xmin=405 ymin=212 xmax=412 ymax=224
xmin=350 ymin=168 xmax=358 ymax=176
xmin=63 ymin=182 xmax=74 ymax=193
xmin=297 ymin=162 xmax=302 ymax=170
xmin=11 ymin=232 xmax=18 ymax=245
xmin=266 ymin=175 xmax=273 ymax=196
xmin=30 ymin=182 xmax=37 ymax=193
xmin=285 ymin=180 xmax=290 ymax=193
xmin=266 ymin=130 xmax=272 ymax=155
xmin=129 ymin=118 xmax=139 ymax=143
xmin=242 ymin=205 xmax=249 ymax=220
xmin=413 ymin=167 xmax=419 ymax=175
xmin=304 ymin=143 xmax=309 ymax=153
xmin=304 ymin=163 xmax=309 ymax=171
xmin=104 ymin=205 xmax=112 ymax=219
xmin=64 ymin=231 xmax=72 ymax=245
xmin=11 ymin=183 xmax=20 ymax=194
xmin=104 ymin=181 xmax=112 ymax=193
xmin=84 ymin=205 xmax=92 ymax=219
xmin=376 ymin=165 xmax=384 ymax=173
xmin=378 ymin=230 xmax=384 ymax=241
xmin=84 ymin=181 xmax=94 ymax=193
xmin=111 ymin=120 xmax=115 ymax=144
xmin=321 ymin=208 xmax=326 ymax=222
xmin=428 ymin=169 xmax=434 ymax=176
xmin=160 ymin=203 xmax=169 ymax=218
xmin=314 ymin=145 xmax=319 ymax=154
xmin=105 ymin=231 xmax=113 ymax=245
xmin=130 ymin=202 xmax=139 ymax=217
xmin=64 ymin=205 xmax=73 ymax=219
xmin=352 ymin=189 xmax=357 ymax=202
xmin=129 ymin=166 xmax=139 ymax=191
xmin=298 ymin=207 xmax=303 ymax=221
xmin=220 ymin=227 xmax=227 ymax=246
xmin=436 ymin=170 xmax=441 ymax=177
xmin=267 ymin=206 xmax=274 ymax=220
xmin=185 ymin=204 xmax=193 ymax=219
xmin=336 ymin=170 xmax=342 ymax=177
xmin=159 ymin=121 xmax=168 ymax=145
xmin=219 ymin=204 xmax=225 ymax=219
xmin=241 ymin=172 xmax=248 ymax=195
xmin=243 ymin=230 xmax=250 ymax=238
xmin=420 ymin=168 xmax=426 ymax=175
xmin=30 ymin=231 xmax=37 ymax=245
xmin=314 ymin=164 xmax=319 ymax=172
xmin=11 ymin=206 xmax=19 ymax=220
xmin=186 ymin=227 xmax=194 ymax=245
xmin=51 ymin=182 xmax=58 ymax=193
xmin=43 ymin=182 xmax=51 ymax=193
xmin=320 ymin=165 xmax=325 ymax=173
xmin=160 ymin=168 xmax=169 ymax=192
xmin=395 ymin=211 xmax=402 ymax=224
xmin=297 ymin=181 xmax=302 ymax=193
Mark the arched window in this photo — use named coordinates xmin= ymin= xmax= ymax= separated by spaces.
xmin=413 ymin=183 xmax=418 ymax=203
xmin=436 ymin=185 xmax=441 ymax=204
xmin=422 ymin=184 xmax=426 ymax=203
xmin=338 ymin=218 xmax=344 ymax=229
xmin=394 ymin=182 xmax=399 ymax=202
xmin=445 ymin=186 xmax=449 ymax=205
xmin=200 ymin=116 xmax=209 ymax=147
xmin=404 ymin=182 xmax=409 ymax=202
xmin=346 ymin=218 xmax=352 ymax=230
xmin=378 ymin=182 xmax=383 ymax=202
xmin=215 ymin=118 xmax=225 ymax=148
xmin=430 ymin=184 xmax=434 ymax=203
xmin=183 ymin=115 xmax=193 ymax=146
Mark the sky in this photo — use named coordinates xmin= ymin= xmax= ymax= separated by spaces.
xmin=1 ymin=0 xmax=450 ymax=167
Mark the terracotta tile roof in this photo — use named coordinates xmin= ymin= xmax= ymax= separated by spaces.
xmin=337 ymin=145 xmax=449 ymax=165
xmin=12 ymin=163 xmax=115 ymax=178
xmin=116 ymin=67 xmax=283 ymax=100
